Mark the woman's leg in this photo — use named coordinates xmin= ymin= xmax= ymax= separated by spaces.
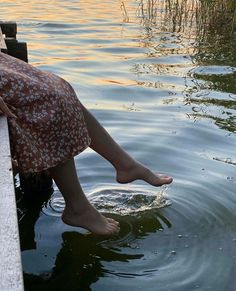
xmin=49 ymin=158 xmax=119 ymax=236
xmin=48 ymin=105 xmax=172 ymax=235
xmin=81 ymin=104 xmax=173 ymax=186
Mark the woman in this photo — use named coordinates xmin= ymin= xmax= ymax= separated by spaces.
xmin=0 ymin=52 xmax=173 ymax=236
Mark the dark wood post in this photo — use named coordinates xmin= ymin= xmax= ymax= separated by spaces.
xmin=0 ymin=21 xmax=28 ymax=62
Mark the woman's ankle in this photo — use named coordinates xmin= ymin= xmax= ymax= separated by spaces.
xmin=64 ymin=200 xmax=93 ymax=217
xmin=114 ymin=157 xmax=138 ymax=173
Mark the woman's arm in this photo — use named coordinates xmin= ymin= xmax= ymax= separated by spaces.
xmin=0 ymin=97 xmax=17 ymax=118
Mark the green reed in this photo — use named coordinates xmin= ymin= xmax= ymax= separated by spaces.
xmin=196 ymin=0 xmax=236 ymax=35
xmin=137 ymin=0 xmax=236 ymax=36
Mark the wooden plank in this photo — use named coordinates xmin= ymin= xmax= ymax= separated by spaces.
xmin=0 ymin=27 xmax=7 ymax=51
xmin=0 ymin=116 xmax=24 ymax=291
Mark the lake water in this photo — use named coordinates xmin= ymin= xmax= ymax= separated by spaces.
xmin=1 ymin=0 xmax=236 ymax=290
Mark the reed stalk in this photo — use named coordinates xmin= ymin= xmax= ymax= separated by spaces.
xmin=137 ymin=0 xmax=236 ymax=37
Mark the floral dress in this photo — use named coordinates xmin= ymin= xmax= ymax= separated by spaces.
xmin=0 ymin=52 xmax=91 ymax=173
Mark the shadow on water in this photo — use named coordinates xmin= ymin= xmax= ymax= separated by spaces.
xmin=17 ymin=185 xmax=172 ymax=291
xmin=23 ymin=231 xmax=143 ymax=291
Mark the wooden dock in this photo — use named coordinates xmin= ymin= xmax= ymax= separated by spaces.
xmin=0 ymin=23 xmax=25 ymax=291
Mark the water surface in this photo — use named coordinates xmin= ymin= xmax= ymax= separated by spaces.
xmin=1 ymin=0 xmax=236 ymax=290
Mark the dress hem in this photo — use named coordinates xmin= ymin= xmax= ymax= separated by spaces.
xmin=17 ymin=138 xmax=91 ymax=174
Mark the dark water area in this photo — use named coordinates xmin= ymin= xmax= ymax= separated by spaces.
xmin=1 ymin=0 xmax=236 ymax=290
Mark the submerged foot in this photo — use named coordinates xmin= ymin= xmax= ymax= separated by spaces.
xmin=116 ymin=162 xmax=173 ymax=186
xmin=62 ymin=205 xmax=120 ymax=236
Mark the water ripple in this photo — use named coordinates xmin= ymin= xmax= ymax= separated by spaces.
xmin=42 ymin=185 xmax=171 ymax=218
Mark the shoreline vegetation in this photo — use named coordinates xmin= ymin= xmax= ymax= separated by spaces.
xmin=120 ymin=0 xmax=236 ymax=38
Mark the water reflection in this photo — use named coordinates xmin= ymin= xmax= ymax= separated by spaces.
xmin=137 ymin=0 xmax=236 ymax=37
xmin=19 ymin=186 xmax=172 ymax=290
xmin=184 ymin=93 xmax=236 ymax=134
xmin=135 ymin=0 xmax=236 ymax=134
xmin=24 ymin=231 xmax=143 ymax=291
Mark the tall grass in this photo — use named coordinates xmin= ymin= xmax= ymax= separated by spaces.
xmin=196 ymin=0 xmax=236 ymax=36
xmin=137 ymin=0 xmax=236 ymax=37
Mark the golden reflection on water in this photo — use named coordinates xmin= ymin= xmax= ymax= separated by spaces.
xmin=2 ymin=0 xmax=235 ymax=68
xmin=1 ymin=0 xmax=124 ymax=22
xmin=2 ymin=0 xmax=235 ymax=39
xmin=1 ymin=0 xmax=127 ymax=61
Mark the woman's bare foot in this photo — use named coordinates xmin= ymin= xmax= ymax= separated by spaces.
xmin=116 ymin=161 xmax=173 ymax=186
xmin=62 ymin=205 xmax=120 ymax=236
